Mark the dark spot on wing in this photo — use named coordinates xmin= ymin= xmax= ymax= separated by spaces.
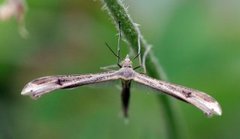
xmin=56 ymin=79 xmax=63 ymax=86
xmin=166 ymin=84 xmax=192 ymax=98
xmin=159 ymin=82 xmax=163 ymax=85
xmin=182 ymin=90 xmax=192 ymax=98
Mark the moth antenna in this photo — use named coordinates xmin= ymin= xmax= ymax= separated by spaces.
xmin=105 ymin=42 xmax=119 ymax=58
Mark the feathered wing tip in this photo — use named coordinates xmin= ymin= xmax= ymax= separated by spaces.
xmin=21 ymin=76 xmax=63 ymax=99
xmin=189 ymin=91 xmax=222 ymax=116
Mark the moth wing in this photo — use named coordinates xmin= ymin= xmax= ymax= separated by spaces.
xmin=133 ymin=73 xmax=222 ymax=116
xmin=21 ymin=71 xmax=119 ymax=99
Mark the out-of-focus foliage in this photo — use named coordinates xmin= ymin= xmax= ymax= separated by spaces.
xmin=0 ymin=0 xmax=239 ymax=139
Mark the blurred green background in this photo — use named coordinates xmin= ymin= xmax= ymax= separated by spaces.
xmin=0 ymin=0 xmax=240 ymax=139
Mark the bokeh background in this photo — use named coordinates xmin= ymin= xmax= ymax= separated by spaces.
xmin=0 ymin=0 xmax=240 ymax=139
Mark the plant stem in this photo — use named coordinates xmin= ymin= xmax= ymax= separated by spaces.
xmin=100 ymin=0 xmax=185 ymax=139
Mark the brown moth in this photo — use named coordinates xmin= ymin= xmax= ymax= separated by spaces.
xmin=21 ymin=54 xmax=222 ymax=117
xmin=21 ymin=22 xmax=222 ymax=117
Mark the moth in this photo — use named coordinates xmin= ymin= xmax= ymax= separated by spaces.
xmin=21 ymin=22 xmax=222 ymax=117
xmin=21 ymin=53 xmax=222 ymax=117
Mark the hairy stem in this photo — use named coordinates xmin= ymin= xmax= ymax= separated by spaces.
xmin=100 ymin=0 xmax=185 ymax=139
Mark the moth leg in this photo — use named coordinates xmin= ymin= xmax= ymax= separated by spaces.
xmin=100 ymin=64 xmax=119 ymax=71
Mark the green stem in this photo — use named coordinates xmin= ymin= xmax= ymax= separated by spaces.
xmin=100 ymin=0 xmax=185 ymax=139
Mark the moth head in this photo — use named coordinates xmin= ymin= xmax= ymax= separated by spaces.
xmin=121 ymin=55 xmax=132 ymax=68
